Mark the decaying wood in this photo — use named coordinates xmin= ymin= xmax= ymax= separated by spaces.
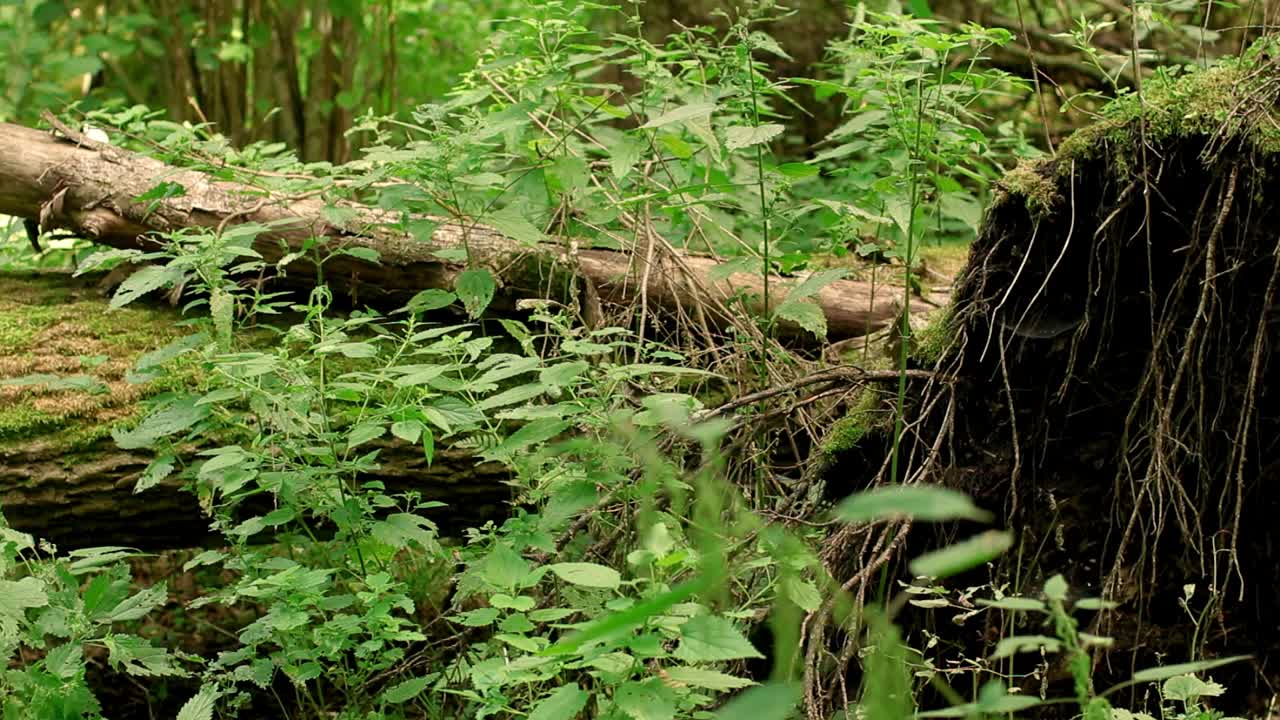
xmin=0 ymin=437 xmax=510 ymax=551
xmin=0 ymin=120 xmax=928 ymax=343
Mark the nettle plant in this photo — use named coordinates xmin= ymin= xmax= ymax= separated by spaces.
xmin=797 ymin=13 xmax=1033 ymax=263
xmin=74 ymin=211 xmax=806 ymax=718
xmin=0 ymin=518 xmax=198 ymax=719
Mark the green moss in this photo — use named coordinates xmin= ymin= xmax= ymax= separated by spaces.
xmin=998 ymin=162 xmax=1062 ymax=217
xmin=1056 ymin=37 xmax=1280 ymax=166
xmin=0 ymin=272 xmax=185 ymax=453
xmin=909 ymin=305 xmax=955 ymax=366
xmin=821 ymin=388 xmax=886 ymax=456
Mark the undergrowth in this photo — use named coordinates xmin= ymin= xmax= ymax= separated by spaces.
xmin=0 ymin=2 xmax=1260 ymax=719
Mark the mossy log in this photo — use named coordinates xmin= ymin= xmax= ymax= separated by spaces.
xmin=0 ymin=273 xmax=510 ymax=550
xmin=0 ymin=119 xmax=928 ymax=344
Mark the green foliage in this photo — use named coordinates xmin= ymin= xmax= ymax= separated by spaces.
xmin=2 ymin=2 xmax=1256 ymax=719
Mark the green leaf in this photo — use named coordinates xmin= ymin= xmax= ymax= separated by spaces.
xmin=547 ymin=156 xmax=590 ymax=196
xmin=1162 ymin=675 xmax=1225 ymax=702
xmin=455 ymin=268 xmax=497 ymax=318
xmin=1129 ymin=656 xmax=1251 ymax=683
xmin=725 ymin=123 xmax=784 ymax=150
xmin=476 ymin=383 xmax=545 ymax=410
xmin=663 ymin=666 xmax=755 ymax=690
xmin=835 ymin=485 xmax=993 ymax=524
xmin=544 ymin=576 xmax=711 ymax=656
xmin=1043 ymin=574 xmax=1069 ymax=602
xmin=549 ymin=562 xmax=621 ymax=589
xmin=615 ymin=680 xmax=676 ymax=720
xmin=480 ymin=419 xmax=571 ymax=462
xmin=391 ymin=420 xmax=423 ymax=444
xmin=382 ymin=676 xmax=430 ymax=704
xmin=134 ymin=453 xmax=176 ymax=493
xmin=346 ymin=422 xmax=385 ymax=450
xmin=786 ymin=268 xmax=848 ymax=302
xmin=44 ymin=644 xmax=83 ymax=680
xmin=482 ymin=543 xmax=530 ymax=590
xmin=113 ymin=397 xmax=208 ymax=450
xmin=909 ymin=531 xmax=1013 ymax=578
xmin=540 ymin=361 xmax=590 ymax=387
xmin=776 ymin=162 xmax=820 ymax=179
xmin=674 ymin=615 xmax=763 ymax=663
xmin=102 ymin=633 xmax=187 ymax=678
xmin=175 ymin=688 xmax=217 ymax=720
xmin=104 ymin=584 xmax=168 ymax=622
xmin=487 ymin=204 xmax=545 ymax=246
xmin=772 ymin=301 xmax=827 ymax=339
xmin=111 ymin=264 xmax=182 ymax=308
xmin=991 ymin=634 xmax=1062 ymax=659
xmin=781 ymin=577 xmax=822 ymax=612
xmin=0 ymin=577 xmax=49 ymax=618
xmin=339 ymin=247 xmax=381 ymax=264
xmin=528 ymin=683 xmax=589 ymax=720
xmin=454 ymin=607 xmax=501 ymax=627
xmin=406 ymin=289 xmax=456 ymax=312
xmin=641 ymin=102 xmax=715 ymax=129
xmin=977 ymin=597 xmax=1047 ymax=612
xmin=611 ymin=136 xmax=645 ymax=178
xmin=713 ymin=683 xmax=801 ymax=720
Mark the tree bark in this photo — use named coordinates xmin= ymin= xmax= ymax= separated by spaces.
xmin=0 ymin=437 xmax=510 ymax=551
xmin=0 ymin=120 xmax=931 ymax=344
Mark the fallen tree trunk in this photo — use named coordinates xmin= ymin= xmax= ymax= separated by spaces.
xmin=0 ymin=272 xmax=510 ymax=551
xmin=1 ymin=439 xmax=510 ymax=551
xmin=0 ymin=119 xmax=927 ymax=343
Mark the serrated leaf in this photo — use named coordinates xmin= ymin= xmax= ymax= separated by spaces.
xmin=477 ymin=383 xmax=545 ymax=410
xmin=674 ymin=615 xmax=762 ymax=662
xmin=480 ymin=419 xmax=570 ymax=461
xmin=1162 ymin=675 xmax=1225 ymax=702
xmin=725 ymin=123 xmax=784 ymax=150
xmin=486 ymin=204 xmax=544 ymax=246
xmin=0 ymin=577 xmax=49 ymax=617
xmin=406 ymin=289 xmax=456 ymax=313
xmin=175 ymin=688 xmax=217 ymax=720
xmin=391 ymin=420 xmax=423 ymax=444
xmin=382 ymin=676 xmax=430 ymax=704
xmin=134 ymin=453 xmax=176 ymax=493
xmin=776 ymin=162 xmax=820 ymax=179
xmin=111 ymin=264 xmax=182 ymax=308
xmin=615 ymin=680 xmax=676 ymax=720
xmin=454 ymin=607 xmax=500 ymax=627
xmin=455 ymin=268 xmax=497 ymax=318
xmin=611 ymin=136 xmax=645 ymax=178
xmin=346 ymin=422 xmax=385 ymax=450
xmin=835 ymin=485 xmax=992 ymax=523
xmin=528 ymin=683 xmax=589 ymax=720
xmin=547 ymin=156 xmax=589 ymax=196
xmin=781 ymin=577 xmax=822 ymax=612
xmin=641 ymin=102 xmax=715 ymax=129
xmin=113 ymin=397 xmax=208 ymax=450
xmin=104 ymin=584 xmax=167 ymax=622
xmin=549 ymin=562 xmax=621 ymax=589
xmin=786 ymin=268 xmax=847 ymax=302
xmin=540 ymin=361 xmax=590 ymax=387
xmin=772 ymin=300 xmax=827 ymax=339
